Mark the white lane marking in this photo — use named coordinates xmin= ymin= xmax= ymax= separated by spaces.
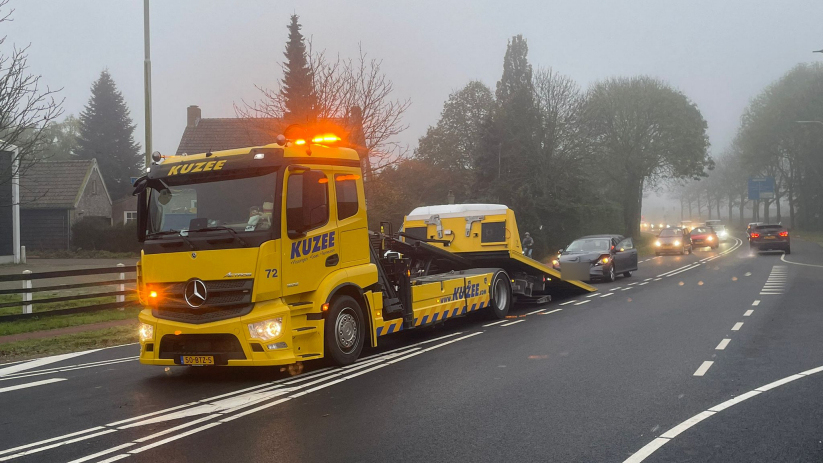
xmin=659 ymin=411 xmax=715 ymax=439
xmin=600 ymin=292 xmax=614 ymax=298
xmin=759 ymin=292 xmax=783 ymax=295
xmin=708 ymin=390 xmax=761 ymax=412
xmin=755 ymin=374 xmax=805 ymax=392
xmin=525 ymin=309 xmax=545 ymax=315
xmin=653 ymin=278 xmax=662 ymax=281
xmin=127 ymin=422 xmax=222 ymax=454
xmin=752 ymin=300 xmax=760 ymax=306
xmin=693 ymin=361 xmax=714 ymax=376
xmin=0 ymin=427 xmax=105 ymax=456
xmin=644 ymin=278 xmax=653 ymax=281
xmin=780 ymin=254 xmax=823 ymax=267
xmin=621 ymin=287 xmax=633 ymax=291
xmin=0 ymin=350 xmax=102 ymax=377
xmin=657 ymin=264 xmax=693 ymax=277
xmin=611 ymin=286 xmax=622 ymax=290
xmin=574 ymin=300 xmax=590 ymax=305
xmin=66 ymin=443 xmax=136 ymax=463
xmin=586 ymin=293 xmax=599 ymax=298
xmin=0 ymin=358 xmax=136 ymax=382
xmin=97 ymin=455 xmax=129 ymax=463
xmin=624 ymin=438 xmax=669 ymax=463
xmin=638 ymin=282 xmax=649 ymax=286
xmin=715 ymin=339 xmax=731 ymax=350
xmin=501 ymin=320 xmax=525 ymax=327
xmin=559 ymin=300 xmax=577 ymax=306
xmin=666 ymin=264 xmax=701 ymax=276
xmin=542 ymin=309 xmax=562 ymax=315
xmin=0 ymin=377 xmax=66 ymax=394
xmin=0 ymin=429 xmax=117 ymax=462
xmin=628 ymin=282 xmax=638 ymax=286
xmin=482 ymin=320 xmax=507 ymax=327
xmin=731 ymin=322 xmax=744 ymax=331
xmin=744 ymin=310 xmax=753 ymax=317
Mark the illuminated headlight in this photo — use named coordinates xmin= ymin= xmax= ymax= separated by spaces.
xmin=594 ymin=256 xmax=610 ymax=265
xmin=552 ymin=259 xmax=559 ymax=266
xmin=248 ymin=318 xmax=283 ymax=341
xmin=655 ymin=241 xmax=661 ymax=247
xmin=674 ymin=240 xmax=680 ymax=246
xmin=719 ymin=230 xmax=727 ymax=237
xmin=138 ymin=323 xmax=154 ymax=342
xmin=707 ymin=236 xmax=713 ymax=241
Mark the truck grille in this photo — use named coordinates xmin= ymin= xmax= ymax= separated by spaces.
xmin=151 ymin=279 xmax=254 ymax=324
xmin=159 ymin=334 xmax=246 ymax=364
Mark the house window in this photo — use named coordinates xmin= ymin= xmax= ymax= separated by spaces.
xmin=124 ymin=211 xmax=137 ymax=225
xmin=91 ymin=180 xmax=98 ymax=195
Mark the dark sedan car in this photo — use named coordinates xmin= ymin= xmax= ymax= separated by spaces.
xmin=558 ymin=234 xmax=638 ymax=283
xmin=654 ymin=227 xmax=691 ymax=255
xmin=750 ymin=223 xmax=791 ymax=254
xmin=689 ymin=226 xmax=719 ymax=250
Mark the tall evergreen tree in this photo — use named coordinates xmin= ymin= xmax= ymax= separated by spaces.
xmin=76 ymin=70 xmax=142 ymax=199
xmin=280 ymin=14 xmax=316 ymax=123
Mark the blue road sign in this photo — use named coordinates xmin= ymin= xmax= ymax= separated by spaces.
xmin=748 ymin=177 xmax=775 ymax=200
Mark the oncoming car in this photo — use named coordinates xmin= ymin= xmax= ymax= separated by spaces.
xmin=654 ymin=227 xmax=691 ymax=255
xmin=710 ymin=224 xmax=729 ymax=242
xmin=749 ymin=223 xmax=791 ymax=254
xmin=688 ymin=226 xmax=719 ymax=250
xmin=558 ymin=234 xmax=638 ymax=282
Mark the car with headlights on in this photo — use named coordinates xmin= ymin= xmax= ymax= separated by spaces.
xmin=688 ymin=226 xmax=718 ymax=250
xmin=654 ymin=227 xmax=691 ymax=255
xmin=749 ymin=223 xmax=791 ymax=254
xmin=710 ymin=224 xmax=729 ymax=242
xmin=558 ymin=234 xmax=638 ymax=283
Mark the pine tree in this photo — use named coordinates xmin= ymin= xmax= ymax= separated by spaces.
xmin=280 ymin=14 xmax=316 ymax=124
xmin=76 ymin=70 xmax=142 ymax=200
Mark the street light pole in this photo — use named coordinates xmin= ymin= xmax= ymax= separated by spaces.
xmin=143 ymin=0 xmax=152 ymax=170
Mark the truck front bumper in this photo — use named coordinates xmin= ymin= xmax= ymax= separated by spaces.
xmin=137 ymin=299 xmax=301 ymax=367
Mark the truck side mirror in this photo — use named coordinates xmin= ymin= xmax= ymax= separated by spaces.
xmin=136 ymin=189 xmax=148 ymax=243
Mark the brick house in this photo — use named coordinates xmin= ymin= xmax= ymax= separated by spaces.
xmin=19 ymin=159 xmax=112 ymax=250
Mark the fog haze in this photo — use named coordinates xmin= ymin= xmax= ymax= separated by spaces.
xmin=5 ymin=0 xmax=822 ymax=160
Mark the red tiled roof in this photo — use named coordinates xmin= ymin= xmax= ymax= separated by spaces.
xmin=175 ymin=118 xmax=286 ymax=156
xmin=19 ymin=160 xmax=98 ymax=209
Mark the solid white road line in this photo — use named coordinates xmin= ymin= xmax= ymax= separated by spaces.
xmin=624 ymin=438 xmax=669 ymax=463
xmin=0 ymin=427 xmax=105 ymax=456
xmin=760 ymin=292 xmax=782 ymax=295
xmin=600 ymin=292 xmax=614 ymax=298
xmin=482 ymin=320 xmax=507 ymax=327
xmin=542 ymin=309 xmax=563 ymax=315
xmin=0 ymin=429 xmax=117 ymax=462
xmin=501 ymin=320 xmax=525 ymax=327
xmin=0 ymin=377 xmax=66 ymax=394
xmin=0 ymin=350 xmax=102 ymax=377
xmin=693 ymin=361 xmax=714 ymax=376
xmin=66 ymin=443 xmax=136 ymax=463
xmin=715 ymin=339 xmax=731 ymax=350
xmin=659 ymin=411 xmax=715 ymax=439
xmin=574 ymin=300 xmax=590 ymax=306
xmin=731 ymin=322 xmax=744 ymax=331
xmin=780 ymin=253 xmax=823 ymax=267
xmin=744 ymin=310 xmax=753 ymax=317
xmin=752 ymin=300 xmax=760 ymax=306
xmin=559 ymin=300 xmax=577 ymax=306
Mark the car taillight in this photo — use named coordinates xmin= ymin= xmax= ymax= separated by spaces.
xmin=750 ymin=233 xmax=760 ymax=238
xmin=779 ymin=231 xmax=788 ymax=237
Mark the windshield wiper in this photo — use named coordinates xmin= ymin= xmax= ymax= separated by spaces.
xmin=146 ymin=230 xmax=197 ymax=250
xmin=190 ymin=226 xmax=249 ymax=247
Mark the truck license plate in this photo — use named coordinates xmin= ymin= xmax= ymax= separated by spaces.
xmin=182 ymin=355 xmax=214 ymax=365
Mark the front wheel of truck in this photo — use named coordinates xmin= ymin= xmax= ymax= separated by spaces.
xmin=489 ymin=272 xmax=512 ymax=320
xmin=324 ymin=295 xmax=365 ymax=366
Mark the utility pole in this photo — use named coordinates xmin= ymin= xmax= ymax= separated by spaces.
xmin=143 ymin=0 xmax=153 ymax=170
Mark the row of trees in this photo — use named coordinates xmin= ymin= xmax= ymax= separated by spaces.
xmin=370 ymin=35 xmax=712 ymax=257
xmin=677 ymin=63 xmax=823 ymax=230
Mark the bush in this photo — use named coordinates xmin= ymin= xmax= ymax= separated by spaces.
xmin=71 ymin=220 xmax=141 ymax=253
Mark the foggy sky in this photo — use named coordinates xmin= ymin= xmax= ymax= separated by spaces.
xmin=5 ymin=0 xmax=823 ymax=185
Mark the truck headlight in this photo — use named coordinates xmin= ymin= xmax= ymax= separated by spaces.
xmin=248 ymin=318 xmax=283 ymax=341
xmin=138 ymin=323 xmax=154 ymax=342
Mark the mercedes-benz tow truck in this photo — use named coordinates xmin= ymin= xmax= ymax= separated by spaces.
xmin=132 ymin=131 xmax=595 ymax=368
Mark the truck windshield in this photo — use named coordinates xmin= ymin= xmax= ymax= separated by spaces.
xmin=148 ymin=170 xmax=277 ymax=235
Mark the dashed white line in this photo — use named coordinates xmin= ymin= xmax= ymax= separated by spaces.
xmin=621 ymin=287 xmax=633 ymax=291
xmin=693 ymin=361 xmax=714 ymax=376
xmin=525 ymin=309 xmax=545 ymax=315
xmin=501 ymin=319 xmax=525 ymax=327
xmin=653 ymin=278 xmax=662 ymax=281
xmin=715 ymin=339 xmax=731 ymax=350
xmin=542 ymin=309 xmax=563 ymax=315
xmin=644 ymin=278 xmax=653 ymax=281
xmin=744 ymin=310 xmax=753 ymax=317
xmin=574 ymin=300 xmax=590 ymax=306
xmin=0 ymin=378 xmax=66 ymax=394
xmin=559 ymin=300 xmax=577 ymax=306
xmin=628 ymin=282 xmax=638 ymax=286
xmin=638 ymin=282 xmax=649 ymax=286
xmin=731 ymin=322 xmax=744 ymax=331
xmin=752 ymin=300 xmax=760 ymax=306
xmin=600 ymin=292 xmax=614 ymax=298
xmin=482 ymin=320 xmax=507 ymax=327
xmin=586 ymin=293 xmax=599 ymax=298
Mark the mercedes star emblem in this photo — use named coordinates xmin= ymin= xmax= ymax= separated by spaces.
xmin=184 ymin=279 xmax=208 ymax=308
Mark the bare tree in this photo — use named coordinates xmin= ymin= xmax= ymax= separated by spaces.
xmin=238 ymin=43 xmax=410 ymax=181
xmin=0 ymin=0 xmax=64 ymax=188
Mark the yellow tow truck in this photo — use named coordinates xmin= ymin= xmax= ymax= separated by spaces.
xmin=132 ymin=131 xmax=594 ymax=368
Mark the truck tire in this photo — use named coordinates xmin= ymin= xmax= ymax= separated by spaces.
xmin=324 ymin=295 xmax=365 ymax=366
xmin=489 ymin=272 xmax=512 ymax=319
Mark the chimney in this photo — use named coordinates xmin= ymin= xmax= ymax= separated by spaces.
xmin=187 ymin=105 xmax=201 ymax=128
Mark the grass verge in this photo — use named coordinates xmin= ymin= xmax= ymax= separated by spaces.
xmin=636 ymin=233 xmax=657 ymax=257
xmin=0 ymin=324 xmax=138 ymax=364
xmin=794 ymin=230 xmax=823 ymax=247
xmin=0 ymin=306 xmax=141 ymax=337
xmin=0 ymin=294 xmax=138 ymax=316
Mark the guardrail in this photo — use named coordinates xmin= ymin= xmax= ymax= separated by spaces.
xmin=0 ymin=264 xmax=139 ymax=321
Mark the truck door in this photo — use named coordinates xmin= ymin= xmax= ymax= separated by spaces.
xmin=281 ymin=167 xmax=339 ymax=297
